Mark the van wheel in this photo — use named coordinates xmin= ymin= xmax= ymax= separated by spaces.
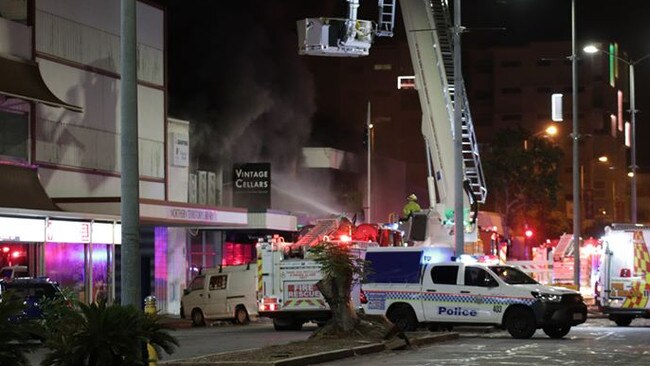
xmin=191 ymin=309 xmax=206 ymax=327
xmin=613 ymin=315 xmax=633 ymax=327
xmin=504 ymin=307 xmax=536 ymax=339
xmin=234 ymin=307 xmax=249 ymax=325
xmin=387 ymin=305 xmax=418 ymax=332
xmin=542 ymin=325 xmax=571 ymax=339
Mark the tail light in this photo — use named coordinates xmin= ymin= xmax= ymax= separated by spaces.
xmin=259 ymin=297 xmax=279 ymax=312
xmin=620 ymin=268 xmax=632 ymax=277
xmin=360 ymin=289 xmax=368 ymax=304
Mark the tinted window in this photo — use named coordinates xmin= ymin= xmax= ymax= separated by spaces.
xmin=5 ymin=283 xmax=59 ymax=299
xmin=430 ymin=266 xmax=459 ymax=285
xmin=190 ymin=276 xmax=205 ymax=291
xmin=464 ymin=267 xmax=497 ymax=287
xmin=209 ymin=275 xmax=227 ymax=290
xmin=489 ymin=266 xmax=538 ymax=285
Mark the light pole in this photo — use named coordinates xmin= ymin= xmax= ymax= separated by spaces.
xmin=570 ymin=0 xmax=580 ymax=289
xmin=584 ymin=44 xmax=650 ymax=224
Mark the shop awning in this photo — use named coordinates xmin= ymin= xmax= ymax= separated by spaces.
xmin=0 ymin=163 xmax=60 ymax=211
xmin=0 ymin=55 xmax=82 ymax=113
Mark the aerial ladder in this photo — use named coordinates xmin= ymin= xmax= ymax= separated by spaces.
xmin=297 ymin=0 xmax=487 ymax=250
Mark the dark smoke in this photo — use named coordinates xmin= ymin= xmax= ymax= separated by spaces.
xmin=167 ymin=1 xmax=316 ymax=173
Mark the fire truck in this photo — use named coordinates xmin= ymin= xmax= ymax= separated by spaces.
xmin=260 ymin=0 xmax=489 ymax=331
xmin=297 ymin=0 xmax=487 ymax=249
xmin=256 ymin=218 xmax=398 ymax=330
xmin=597 ymin=224 xmax=650 ymax=326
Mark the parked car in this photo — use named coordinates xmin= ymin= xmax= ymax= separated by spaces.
xmin=1 ymin=277 xmax=66 ymax=321
xmin=181 ymin=264 xmax=258 ymax=326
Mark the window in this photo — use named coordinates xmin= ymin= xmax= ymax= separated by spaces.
xmin=209 ymin=275 xmax=228 ymax=290
xmin=0 ymin=0 xmax=28 ymax=24
xmin=190 ymin=276 xmax=205 ymax=291
xmin=0 ymin=110 xmax=28 ymax=160
xmin=464 ymin=267 xmax=497 ymax=287
xmin=430 ymin=265 xmax=459 ymax=285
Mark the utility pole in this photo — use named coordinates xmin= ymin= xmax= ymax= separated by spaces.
xmin=453 ymin=0 xmax=464 ymax=256
xmin=366 ymin=100 xmax=372 ymax=223
xmin=120 ymin=0 xmax=141 ymax=307
xmin=570 ymin=0 xmax=581 ymax=289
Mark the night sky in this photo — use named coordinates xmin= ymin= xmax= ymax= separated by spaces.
xmin=156 ymin=0 xmax=650 ymax=169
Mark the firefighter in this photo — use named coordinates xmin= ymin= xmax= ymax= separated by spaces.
xmin=402 ymin=193 xmax=422 ymax=220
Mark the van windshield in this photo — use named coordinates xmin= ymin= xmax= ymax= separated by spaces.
xmin=488 ymin=266 xmax=538 ymax=285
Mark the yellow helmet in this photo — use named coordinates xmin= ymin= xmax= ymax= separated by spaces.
xmin=407 ymin=193 xmax=417 ymax=201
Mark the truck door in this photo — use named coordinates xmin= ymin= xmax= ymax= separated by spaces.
xmin=422 ymin=264 xmax=463 ymax=322
xmin=459 ymin=266 xmax=503 ymax=322
xmin=206 ymin=274 xmax=228 ymax=318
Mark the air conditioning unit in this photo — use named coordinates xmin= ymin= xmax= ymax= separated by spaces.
xmin=198 ymin=170 xmax=207 ymax=205
xmin=188 ymin=173 xmax=197 ymax=203
xmin=208 ymin=171 xmax=216 ymax=206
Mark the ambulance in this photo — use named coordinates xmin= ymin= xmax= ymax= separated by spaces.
xmin=361 ymin=247 xmax=587 ymax=339
xmin=597 ymin=224 xmax=650 ymax=326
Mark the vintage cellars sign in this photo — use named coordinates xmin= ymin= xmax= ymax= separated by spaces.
xmin=233 ymin=163 xmax=271 ymax=211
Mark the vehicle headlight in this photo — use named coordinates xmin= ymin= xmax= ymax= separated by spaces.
xmin=531 ymin=291 xmax=562 ymax=303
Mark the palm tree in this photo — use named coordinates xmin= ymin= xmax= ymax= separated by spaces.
xmin=41 ymin=302 xmax=178 ymax=366
xmin=0 ymin=293 xmax=36 ymax=366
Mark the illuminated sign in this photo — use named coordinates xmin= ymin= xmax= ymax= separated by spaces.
xmin=233 ymin=163 xmax=271 ymax=211
xmin=46 ymin=220 xmax=91 ymax=243
xmin=0 ymin=217 xmax=45 ymax=242
xmin=92 ymin=222 xmax=115 ymax=244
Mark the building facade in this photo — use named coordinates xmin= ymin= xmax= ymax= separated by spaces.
xmin=465 ymin=41 xmax=633 ymax=233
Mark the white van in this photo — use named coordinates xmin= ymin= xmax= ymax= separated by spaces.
xmin=362 ymin=247 xmax=587 ymax=339
xmin=181 ymin=264 xmax=258 ymax=326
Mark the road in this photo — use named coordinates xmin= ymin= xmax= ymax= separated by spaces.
xmin=26 ymin=317 xmax=650 ymax=365
xmin=26 ymin=319 xmax=316 ymax=364
xmin=323 ymin=317 xmax=650 ymax=366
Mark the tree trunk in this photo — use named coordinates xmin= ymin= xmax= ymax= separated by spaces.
xmin=316 ymin=274 xmax=359 ymax=333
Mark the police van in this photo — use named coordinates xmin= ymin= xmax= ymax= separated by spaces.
xmin=361 ymin=247 xmax=587 ymax=339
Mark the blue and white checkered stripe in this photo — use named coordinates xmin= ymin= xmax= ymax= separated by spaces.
xmin=376 ymin=291 xmax=535 ymax=306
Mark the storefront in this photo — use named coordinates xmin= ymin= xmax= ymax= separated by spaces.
xmin=0 ymin=208 xmax=120 ymax=304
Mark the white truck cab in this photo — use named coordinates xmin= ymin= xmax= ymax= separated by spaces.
xmin=181 ymin=264 xmax=257 ymax=326
xmin=362 ymin=247 xmax=587 ymax=339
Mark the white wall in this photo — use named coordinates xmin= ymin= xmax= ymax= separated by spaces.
xmin=39 ymin=167 xmax=165 ymax=200
xmin=32 ymin=0 xmax=166 ymax=198
xmin=0 ymin=16 xmax=30 ymax=59
xmin=35 ymin=0 xmax=163 ymax=85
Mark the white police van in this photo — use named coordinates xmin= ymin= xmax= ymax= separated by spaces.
xmin=361 ymin=247 xmax=587 ymax=339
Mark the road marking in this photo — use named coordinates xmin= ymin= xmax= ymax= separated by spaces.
xmin=595 ymin=331 xmax=615 ymax=340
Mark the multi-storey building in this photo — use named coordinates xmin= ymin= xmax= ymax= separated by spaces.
xmin=466 ymin=41 xmax=633 ymax=233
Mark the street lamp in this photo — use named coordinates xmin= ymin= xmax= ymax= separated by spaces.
xmin=525 ymin=124 xmax=558 ymax=150
xmin=570 ymin=0 xmax=580 ymax=290
xmin=584 ymin=44 xmax=650 ymax=224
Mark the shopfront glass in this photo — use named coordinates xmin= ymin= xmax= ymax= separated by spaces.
xmin=91 ymin=244 xmax=111 ymax=304
xmin=45 ymin=243 xmax=86 ymax=300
